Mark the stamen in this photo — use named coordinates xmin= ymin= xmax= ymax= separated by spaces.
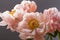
xmin=28 ymin=19 xmax=39 ymax=30
xmin=9 ymin=10 xmax=16 ymax=15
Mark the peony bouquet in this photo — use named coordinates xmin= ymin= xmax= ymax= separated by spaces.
xmin=0 ymin=0 xmax=60 ymax=40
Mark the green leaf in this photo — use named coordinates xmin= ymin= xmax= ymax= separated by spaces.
xmin=47 ymin=33 xmax=53 ymax=40
xmin=49 ymin=35 xmax=53 ymax=40
xmin=53 ymin=30 xmax=58 ymax=37
xmin=46 ymin=35 xmax=49 ymax=40
xmin=58 ymin=32 xmax=60 ymax=40
xmin=47 ymin=30 xmax=58 ymax=38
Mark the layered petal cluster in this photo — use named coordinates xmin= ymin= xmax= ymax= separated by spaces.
xmin=0 ymin=0 xmax=60 ymax=40
xmin=43 ymin=7 xmax=59 ymax=33
xmin=16 ymin=12 xmax=47 ymax=40
xmin=0 ymin=0 xmax=37 ymax=31
xmin=13 ymin=0 xmax=37 ymax=12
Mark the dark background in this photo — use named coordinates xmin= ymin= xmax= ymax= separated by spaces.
xmin=0 ymin=0 xmax=60 ymax=40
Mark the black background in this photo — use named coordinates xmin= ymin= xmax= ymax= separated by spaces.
xmin=0 ymin=0 xmax=60 ymax=40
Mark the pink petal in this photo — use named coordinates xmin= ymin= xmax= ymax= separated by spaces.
xmin=0 ymin=21 xmax=7 ymax=26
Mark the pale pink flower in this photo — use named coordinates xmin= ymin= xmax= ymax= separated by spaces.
xmin=43 ymin=7 xmax=58 ymax=23
xmin=13 ymin=0 xmax=37 ymax=13
xmin=16 ymin=12 xmax=47 ymax=40
xmin=11 ymin=0 xmax=37 ymax=23
xmin=20 ymin=0 xmax=37 ymax=12
xmin=13 ymin=0 xmax=37 ymax=21
xmin=0 ymin=11 xmax=19 ymax=31
xmin=56 ymin=12 xmax=60 ymax=32
xmin=0 ymin=11 xmax=15 ymax=24
xmin=43 ymin=7 xmax=58 ymax=33
xmin=0 ymin=13 xmax=7 ymax=26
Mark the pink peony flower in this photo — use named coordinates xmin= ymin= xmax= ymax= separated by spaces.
xmin=56 ymin=12 xmax=60 ymax=32
xmin=0 ymin=11 xmax=23 ymax=31
xmin=16 ymin=12 xmax=47 ymax=40
xmin=43 ymin=7 xmax=58 ymax=33
xmin=13 ymin=0 xmax=37 ymax=13
xmin=20 ymin=0 xmax=37 ymax=12
xmin=12 ymin=0 xmax=37 ymax=21
xmin=0 ymin=0 xmax=37 ymax=31
xmin=0 ymin=11 xmax=16 ymax=31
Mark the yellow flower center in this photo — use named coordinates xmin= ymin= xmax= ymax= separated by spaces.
xmin=28 ymin=19 xmax=39 ymax=30
xmin=9 ymin=10 xmax=16 ymax=15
